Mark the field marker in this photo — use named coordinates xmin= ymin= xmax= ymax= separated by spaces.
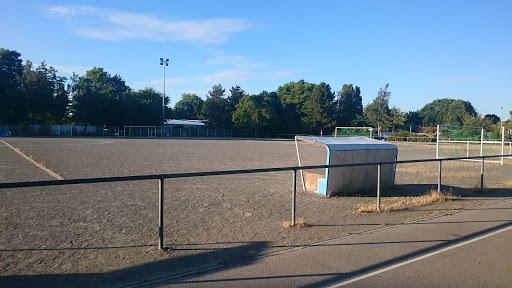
xmin=0 ymin=140 xmax=64 ymax=180
xmin=327 ymin=224 xmax=512 ymax=288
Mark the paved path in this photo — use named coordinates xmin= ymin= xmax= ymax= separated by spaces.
xmin=140 ymin=199 xmax=512 ymax=288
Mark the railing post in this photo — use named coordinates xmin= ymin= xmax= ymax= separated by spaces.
xmin=159 ymin=177 xmax=164 ymax=250
xmin=292 ymin=169 xmax=297 ymax=226
xmin=438 ymin=160 xmax=442 ymax=197
xmin=377 ymin=163 xmax=381 ymax=212
xmin=480 ymin=157 xmax=484 ymax=191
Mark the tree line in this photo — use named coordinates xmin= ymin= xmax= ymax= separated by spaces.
xmin=1 ymin=48 xmax=510 ymax=136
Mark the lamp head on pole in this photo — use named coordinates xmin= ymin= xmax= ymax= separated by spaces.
xmin=160 ymin=58 xmax=169 ymax=66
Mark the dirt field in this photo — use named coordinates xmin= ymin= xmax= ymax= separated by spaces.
xmin=1 ymin=137 xmax=511 ymax=287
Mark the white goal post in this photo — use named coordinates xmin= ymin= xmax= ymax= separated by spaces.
xmin=436 ymin=125 xmax=506 ymax=165
xmin=334 ymin=127 xmax=375 ymax=138
xmin=122 ymin=126 xmax=157 ymax=138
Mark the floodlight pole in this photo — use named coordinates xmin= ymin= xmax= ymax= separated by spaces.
xmin=500 ymin=107 xmax=503 ymax=130
xmin=160 ymin=58 xmax=169 ymax=137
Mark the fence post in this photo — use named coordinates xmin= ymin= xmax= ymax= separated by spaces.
xmin=292 ymin=169 xmax=297 ymax=226
xmin=438 ymin=160 xmax=442 ymax=197
xmin=480 ymin=157 xmax=484 ymax=191
xmin=377 ymin=163 xmax=381 ymax=212
xmin=158 ymin=177 xmax=164 ymax=250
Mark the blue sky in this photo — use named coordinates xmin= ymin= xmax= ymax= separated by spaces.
xmin=2 ymin=0 xmax=511 ymax=119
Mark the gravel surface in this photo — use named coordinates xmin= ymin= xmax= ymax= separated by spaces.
xmin=1 ymin=137 xmax=510 ymax=287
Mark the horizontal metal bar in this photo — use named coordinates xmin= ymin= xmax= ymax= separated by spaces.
xmin=1 ymin=154 xmax=511 ymax=189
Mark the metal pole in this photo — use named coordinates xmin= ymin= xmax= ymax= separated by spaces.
xmin=162 ymin=64 xmax=165 ymax=137
xmin=377 ymin=163 xmax=381 ymax=212
xmin=294 ymin=136 xmax=306 ymax=192
xmin=480 ymin=128 xmax=484 ymax=157
xmin=292 ymin=169 xmax=297 ymax=226
xmin=436 ymin=125 xmax=440 ymax=158
xmin=158 ymin=177 xmax=164 ymax=250
xmin=160 ymin=58 xmax=169 ymax=137
xmin=480 ymin=157 xmax=484 ymax=191
xmin=501 ymin=126 xmax=505 ymax=165
xmin=438 ymin=160 xmax=442 ymax=197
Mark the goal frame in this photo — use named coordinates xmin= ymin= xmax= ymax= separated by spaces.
xmin=334 ymin=126 xmax=375 ymax=138
xmin=436 ymin=125 xmax=505 ymax=165
xmin=122 ymin=126 xmax=157 ymax=138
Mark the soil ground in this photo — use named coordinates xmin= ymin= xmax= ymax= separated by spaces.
xmin=0 ymin=137 xmax=511 ymax=287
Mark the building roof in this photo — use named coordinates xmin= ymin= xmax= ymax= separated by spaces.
xmin=165 ymin=119 xmax=205 ymax=126
xmin=297 ymin=136 xmax=397 ymax=151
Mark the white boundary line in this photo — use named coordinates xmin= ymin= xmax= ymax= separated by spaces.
xmin=327 ymin=224 xmax=512 ymax=288
xmin=0 ymin=140 xmax=64 ymax=180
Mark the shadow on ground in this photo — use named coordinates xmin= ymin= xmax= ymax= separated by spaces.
xmin=335 ymin=184 xmax=512 ymax=198
xmin=0 ymin=241 xmax=269 ymax=288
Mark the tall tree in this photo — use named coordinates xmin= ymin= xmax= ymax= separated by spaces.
xmin=19 ymin=61 xmax=69 ymax=124
xmin=389 ymin=107 xmax=406 ymax=132
xmin=404 ymin=111 xmax=422 ymax=132
xmin=335 ymin=84 xmax=363 ymax=126
xmin=364 ymin=83 xmax=391 ymax=131
xmin=483 ymin=114 xmax=500 ymax=125
xmin=418 ymin=98 xmax=476 ymax=126
xmin=201 ymin=84 xmax=230 ymax=127
xmin=0 ymin=48 xmax=24 ymax=123
xmin=173 ymin=93 xmax=204 ymax=119
xmin=461 ymin=114 xmax=493 ymax=130
xmin=232 ymin=91 xmax=279 ymax=136
xmin=227 ymin=85 xmax=246 ymax=114
xmin=70 ymin=67 xmax=131 ymax=126
xmin=276 ymin=80 xmax=315 ymax=133
xmin=301 ymin=82 xmax=335 ymax=134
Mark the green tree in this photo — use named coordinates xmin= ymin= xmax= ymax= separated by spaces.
xmin=364 ymin=83 xmax=391 ymax=131
xmin=19 ymin=61 xmax=69 ymax=124
xmin=201 ymin=84 xmax=230 ymax=127
xmin=233 ymin=91 xmax=279 ymax=136
xmin=301 ymin=82 xmax=335 ymax=134
xmin=70 ymin=67 xmax=131 ymax=126
xmin=276 ymin=80 xmax=315 ymax=133
xmin=404 ymin=111 xmax=422 ymax=132
xmin=484 ymin=114 xmax=500 ymax=125
xmin=227 ymin=85 xmax=246 ymax=115
xmin=0 ymin=48 xmax=24 ymax=123
xmin=461 ymin=114 xmax=493 ymax=130
xmin=174 ymin=93 xmax=204 ymax=119
xmin=418 ymin=98 xmax=476 ymax=126
xmin=128 ymin=88 xmax=169 ymax=125
xmin=335 ymin=84 xmax=363 ymax=126
xmin=389 ymin=107 xmax=406 ymax=132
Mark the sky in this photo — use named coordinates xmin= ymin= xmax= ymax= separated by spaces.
xmin=1 ymin=0 xmax=511 ymax=119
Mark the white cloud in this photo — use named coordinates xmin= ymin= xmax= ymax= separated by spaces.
xmin=206 ymin=55 xmax=267 ymax=69
xmin=44 ymin=5 xmax=250 ymax=44
xmin=200 ymin=69 xmax=252 ymax=83
xmin=264 ymin=69 xmax=305 ymax=80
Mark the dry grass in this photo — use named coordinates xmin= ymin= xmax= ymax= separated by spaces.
xmin=356 ymin=189 xmax=459 ymax=213
xmin=283 ymin=218 xmax=307 ymax=228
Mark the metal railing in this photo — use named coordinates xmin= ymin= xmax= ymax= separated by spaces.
xmin=0 ymin=154 xmax=510 ymax=250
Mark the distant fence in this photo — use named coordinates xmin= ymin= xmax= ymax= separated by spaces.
xmin=1 ymin=153 xmax=510 ymax=250
xmin=385 ymin=136 xmax=435 ymax=142
xmin=0 ymin=124 xmax=234 ymax=138
xmin=0 ymin=124 xmax=118 ymax=136
xmin=160 ymin=126 xmax=233 ymax=138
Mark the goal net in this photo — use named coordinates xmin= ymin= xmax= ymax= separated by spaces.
xmin=334 ymin=127 xmax=375 ymax=138
xmin=436 ymin=125 xmax=505 ymax=165
xmin=122 ymin=126 xmax=157 ymax=138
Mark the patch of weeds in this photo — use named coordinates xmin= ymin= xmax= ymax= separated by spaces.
xmin=283 ymin=218 xmax=307 ymax=228
xmin=355 ymin=189 xmax=460 ymax=214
